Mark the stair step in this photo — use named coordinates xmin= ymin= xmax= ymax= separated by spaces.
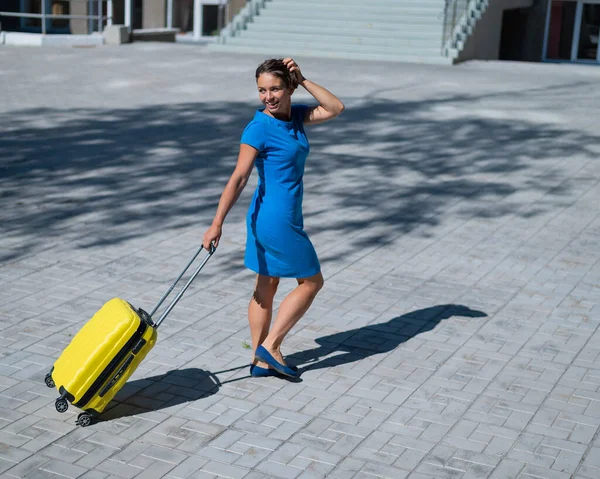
xmin=258 ymin=9 xmax=442 ymax=25
xmin=249 ymin=17 xmax=443 ymax=36
xmin=273 ymin=0 xmax=445 ymax=5
xmin=261 ymin=3 xmax=444 ymax=14
xmin=222 ymin=37 xmax=443 ymax=56
xmin=235 ymin=31 xmax=440 ymax=49
xmin=243 ymin=21 xmax=442 ymax=42
xmin=209 ymin=43 xmax=453 ymax=65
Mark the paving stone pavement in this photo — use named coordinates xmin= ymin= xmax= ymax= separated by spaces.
xmin=1 ymin=43 xmax=600 ymax=479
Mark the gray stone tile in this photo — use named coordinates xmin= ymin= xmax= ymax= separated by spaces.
xmin=1 ymin=455 xmax=51 ymax=478
xmin=254 ymin=460 xmax=303 ymax=479
xmin=2 ymin=42 xmax=600 ymax=479
xmin=165 ymin=457 xmax=209 ymax=479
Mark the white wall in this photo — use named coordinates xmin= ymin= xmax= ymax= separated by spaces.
xmin=458 ymin=0 xmax=534 ymax=61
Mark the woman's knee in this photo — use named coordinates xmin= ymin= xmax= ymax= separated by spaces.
xmin=253 ymin=275 xmax=279 ymax=305
xmin=314 ymin=274 xmax=324 ymax=292
xmin=300 ymin=273 xmax=324 ymax=296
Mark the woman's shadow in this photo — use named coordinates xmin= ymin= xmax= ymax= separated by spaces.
xmin=99 ymin=304 xmax=486 ymax=421
xmin=286 ymin=304 xmax=487 ymax=373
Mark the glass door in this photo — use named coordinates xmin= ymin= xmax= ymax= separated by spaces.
xmin=577 ymin=3 xmax=600 ymax=60
xmin=546 ymin=1 xmax=577 ymax=60
xmin=544 ymin=0 xmax=600 ymax=63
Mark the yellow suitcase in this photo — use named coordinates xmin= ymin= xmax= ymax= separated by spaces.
xmin=45 ymin=245 xmax=215 ymax=427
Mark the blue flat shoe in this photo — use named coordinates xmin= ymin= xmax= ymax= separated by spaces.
xmin=250 ymin=364 xmax=299 ymax=378
xmin=255 ymin=345 xmax=299 ymax=378
xmin=250 ymin=365 xmax=278 ymax=377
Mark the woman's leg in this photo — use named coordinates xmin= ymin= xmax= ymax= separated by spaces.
xmin=260 ymin=272 xmax=324 ymax=365
xmin=248 ymin=275 xmax=279 ymax=367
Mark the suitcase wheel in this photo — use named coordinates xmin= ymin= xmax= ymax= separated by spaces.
xmin=44 ymin=374 xmax=55 ymax=389
xmin=77 ymin=412 xmax=93 ymax=427
xmin=55 ymin=398 xmax=68 ymax=413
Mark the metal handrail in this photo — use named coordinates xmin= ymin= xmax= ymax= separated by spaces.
xmin=219 ymin=0 xmax=265 ymax=41
xmin=442 ymin=0 xmax=468 ymax=51
xmin=441 ymin=0 xmax=486 ymax=57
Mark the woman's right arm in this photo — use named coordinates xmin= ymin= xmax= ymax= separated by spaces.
xmin=202 ymin=143 xmax=259 ymax=250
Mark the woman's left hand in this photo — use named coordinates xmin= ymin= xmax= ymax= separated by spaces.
xmin=283 ymin=58 xmax=304 ymax=86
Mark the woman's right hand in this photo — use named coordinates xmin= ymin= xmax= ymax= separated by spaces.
xmin=203 ymin=223 xmax=222 ymax=250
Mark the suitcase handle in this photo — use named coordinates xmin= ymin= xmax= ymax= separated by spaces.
xmin=150 ymin=243 xmax=216 ymax=328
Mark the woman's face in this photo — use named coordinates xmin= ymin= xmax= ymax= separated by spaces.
xmin=257 ymin=73 xmax=293 ymax=116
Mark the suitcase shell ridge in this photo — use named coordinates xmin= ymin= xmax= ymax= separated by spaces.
xmin=52 ymin=298 xmax=157 ymax=413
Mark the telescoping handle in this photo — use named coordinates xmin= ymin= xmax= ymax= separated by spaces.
xmin=150 ymin=244 xmax=216 ymax=329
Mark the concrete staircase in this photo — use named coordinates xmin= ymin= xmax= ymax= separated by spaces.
xmin=210 ymin=0 xmax=455 ymax=65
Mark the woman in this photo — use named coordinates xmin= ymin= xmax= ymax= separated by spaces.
xmin=202 ymin=58 xmax=344 ymax=378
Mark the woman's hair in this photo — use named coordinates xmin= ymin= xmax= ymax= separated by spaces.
xmin=255 ymin=58 xmax=298 ymax=90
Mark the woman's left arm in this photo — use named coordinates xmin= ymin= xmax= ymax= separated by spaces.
xmin=284 ymin=58 xmax=345 ymax=126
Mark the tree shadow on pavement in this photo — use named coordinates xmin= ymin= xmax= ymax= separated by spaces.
xmin=287 ymin=304 xmax=488 ymax=373
xmin=2 ymin=82 xmax=599 ymax=275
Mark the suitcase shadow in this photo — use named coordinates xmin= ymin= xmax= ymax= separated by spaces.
xmin=99 ymin=366 xmax=242 ymax=421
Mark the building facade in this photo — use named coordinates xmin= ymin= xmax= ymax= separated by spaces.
xmin=460 ymin=0 xmax=599 ymax=65
xmin=0 ymin=0 xmax=247 ymax=36
xmin=1 ymin=0 xmax=598 ymax=66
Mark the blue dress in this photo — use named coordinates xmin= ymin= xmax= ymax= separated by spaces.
xmin=241 ymin=105 xmax=321 ymax=278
